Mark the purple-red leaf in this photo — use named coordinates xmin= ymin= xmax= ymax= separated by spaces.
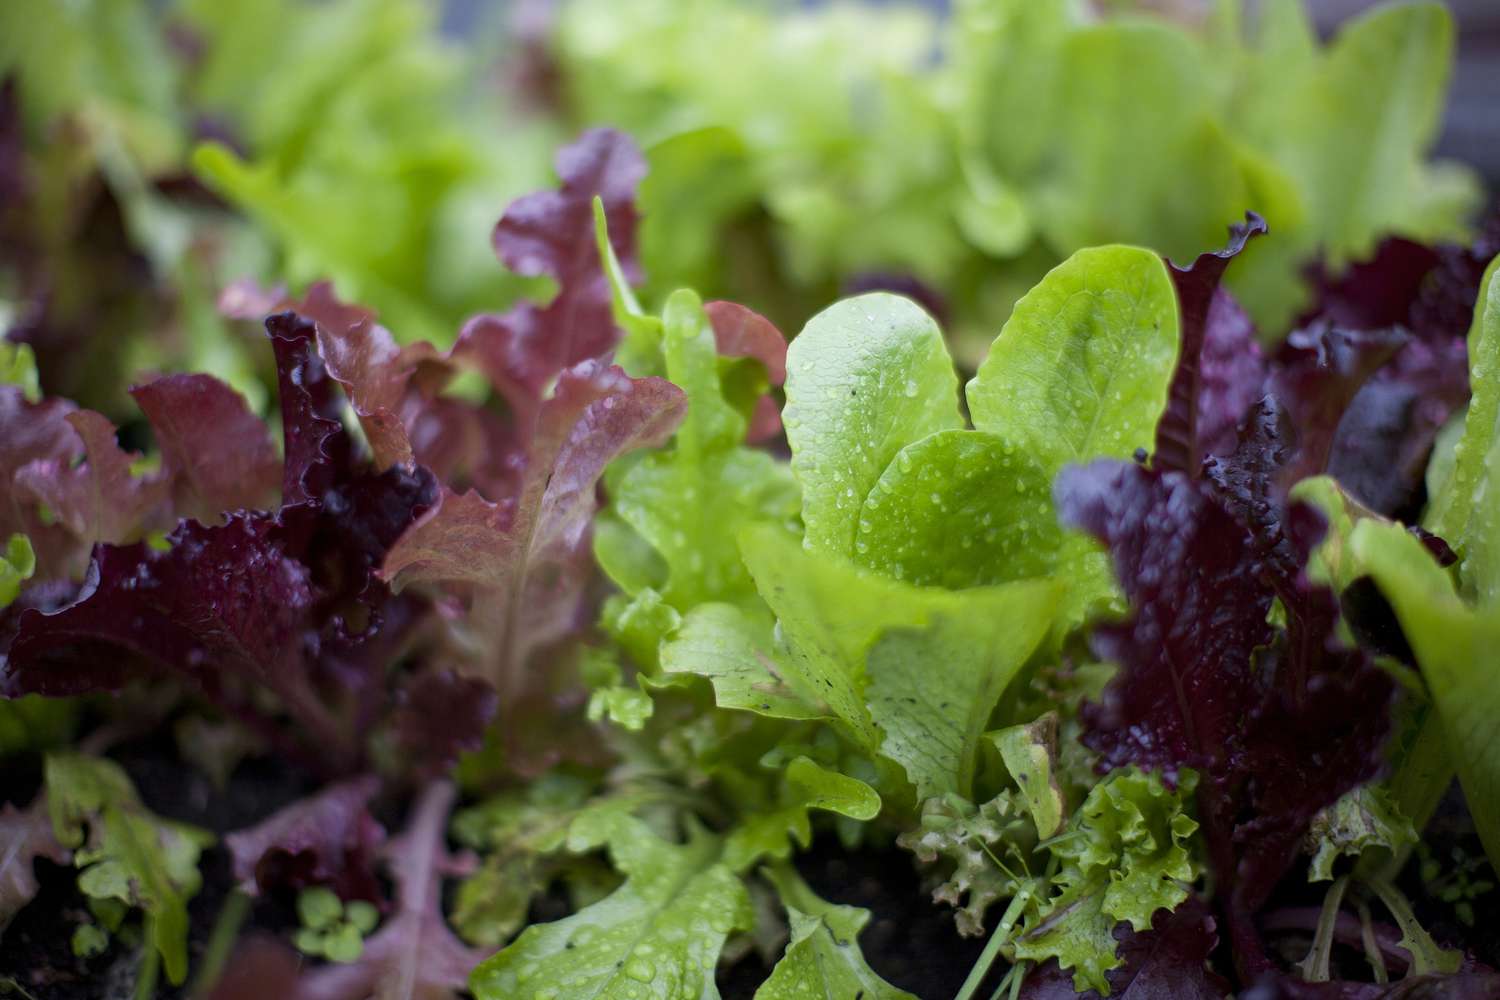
xmin=131 ymin=374 xmax=281 ymax=520
xmin=13 ymin=408 xmax=169 ymax=551
xmin=225 ymin=776 xmax=386 ymax=903
xmin=0 ymin=797 xmax=70 ymax=931
xmin=705 ymin=299 xmax=788 ymax=442
xmin=1057 ymin=457 xmax=1392 ymax=979
xmin=455 ymin=128 xmax=645 ymax=411
xmin=1155 ymin=213 xmax=1267 ymax=475
xmin=288 ymin=781 xmax=484 ymax=1000
xmin=1266 ymin=325 xmax=1406 ymax=486
xmin=382 ymin=361 xmax=685 ymax=678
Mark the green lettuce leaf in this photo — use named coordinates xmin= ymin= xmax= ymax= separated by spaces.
xmin=1014 ymin=768 xmax=1200 ymax=994
xmin=1426 ymin=255 xmax=1500 ymax=605
xmin=45 ymin=753 xmax=212 ymax=985
xmin=1350 ymin=520 xmax=1500 ymax=868
xmin=722 ymin=756 xmax=880 ymax=873
xmin=785 ymin=292 xmax=962 ymax=559
xmin=1304 ymin=785 xmax=1417 ymax=882
xmin=469 ymin=811 xmax=753 ymax=1000
xmin=754 ymin=865 xmax=915 ymax=1000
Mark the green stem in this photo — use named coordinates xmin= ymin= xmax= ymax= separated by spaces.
xmin=188 ymin=890 xmax=251 ymax=997
xmin=1356 ymin=898 xmax=1388 ymax=985
xmin=1296 ymin=875 xmax=1348 ymax=982
xmin=955 ymin=881 xmax=1037 ymax=1000
xmin=133 ymin=941 xmax=160 ymax=1000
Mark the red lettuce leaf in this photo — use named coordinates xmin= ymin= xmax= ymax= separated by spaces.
xmin=705 ymin=299 xmax=787 ymax=442
xmin=292 ymin=780 xmax=483 ymax=1000
xmin=209 ymin=785 xmax=481 ymax=1000
xmin=130 ymin=373 xmax=282 ymax=520
xmin=1265 ymin=325 xmax=1407 ymax=487
xmin=225 ymin=775 xmax=386 ymax=903
xmin=454 ymin=128 xmax=644 ymax=414
xmin=2 ymin=317 xmax=440 ymax=771
xmin=381 ymin=359 xmax=685 ymax=684
xmin=1056 ymin=457 xmax=1392 ymax=980
xmin=0 ymin=797 xmax=70 ymax=932
xmin=1155 ymin=213 xmax=1267 ymax=475
xmin=10 ymin=407 xmax=170 ymax=572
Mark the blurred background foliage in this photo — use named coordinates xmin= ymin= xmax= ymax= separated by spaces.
xmin=0 ymin=0 xmax=1490 ymax=419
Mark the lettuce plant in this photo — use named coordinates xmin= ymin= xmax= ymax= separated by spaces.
xmin=0 ymin=8 xmax=1497 ymax=993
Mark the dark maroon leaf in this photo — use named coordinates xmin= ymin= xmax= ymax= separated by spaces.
xmin=392 ymin=669 xmax=499 ymax=778
xmin=1056 ymin=461 xmax=1273 ymax=781
xmin=1266 ymin=325 xmax=1407 ymax=487
xmin=2 ymin=315 xmax=438 ymax=772
xmin=1325 ymin=334 xmax=1470 ymax=518
xmin=1302 ymin=238 xmax=1443 ymax=333
xmin=269 ymin=311 xmax=352 ymax=507
xmin=1057 ymin=457 xmax=1392 ymax=980
xmin=1155 ymin=213 xmax=1266 ymax=475
xmin=225 ymin=775 xmax=386 ymax=903
xmin=131 ymin=373 xmax=281 ymax=520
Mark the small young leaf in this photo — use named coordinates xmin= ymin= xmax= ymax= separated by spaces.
xmin=990 ymin=713 xmax=1066 ymax=840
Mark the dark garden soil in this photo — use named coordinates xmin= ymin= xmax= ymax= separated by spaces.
xmin=4 ymin=741 xmax=1495 ymax=999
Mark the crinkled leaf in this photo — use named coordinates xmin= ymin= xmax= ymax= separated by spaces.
xmin=1303 ymin=785 xmax=1416 ymax=882
xmin=3 ymin=317 xmax=440 ymax=771
xmin=1058 ymin=459 xmax=1393 ymax=974
xmin=1015 ymin=768 xmax=1200 ymax=994
xmin=898 ymin=791 xmax=1033 ymax=938
xmin=470 ymin=811 xmax=752 ymax=1000
xmin=1019 ymin=897 xmax=1228 ymax=1000
xmin=785 ymin=292 xmax=962 ymax=558
xmin=225 ymin=775 xmax=385 ymax=903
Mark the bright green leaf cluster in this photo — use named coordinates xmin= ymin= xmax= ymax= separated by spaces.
xmin=554 ymin=0 xmax=1476 ymax=345
xmin=1014 ymin=768 xmax=1200 ymax=994
xmin=293 ymin=886 xmax=379 ymax=963
xmin=44 ymin=753 xmax=213 ymax=986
